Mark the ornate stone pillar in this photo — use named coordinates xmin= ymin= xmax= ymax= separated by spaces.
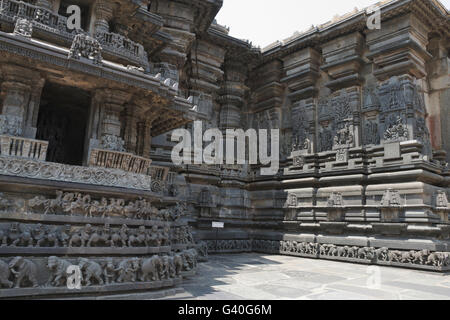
xmin=135 ymin=117 xmax=153 ymax=158
xmin=121 ymin=104 xmax=138 ymax=154
xmin=281 ymin=47 xmax=320 ymax=159
xmin=427 ymin=35 xmax=449 ymax=165
xmin=219 ymin=60 xmax=248 ymax=130
xmin=320 ymin=32 xmax=364 ymax=153
xmin=142 ymin=118 xmax=153 ymax=158
xmin=93 ymin=89 xmax=131 ymax=152
xmin=366 ymin=13 xmax=433 ymax=160
xmin=0 ymin=65 xmax=40 ymax=137
xmin=25 ymin=78 xmax=45 ymax=139
xmin=94 ymin=0 xmax=114 ymax=35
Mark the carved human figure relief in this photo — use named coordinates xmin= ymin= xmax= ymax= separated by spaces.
xmin=380 ymin=189 xmax=402 ymax=207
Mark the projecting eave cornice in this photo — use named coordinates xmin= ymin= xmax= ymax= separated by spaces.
xmin=205 ymin=27 xmax=261 ymax=64
xmin=173 ymin=0 xmax=223 ymax=33
xmin=260 ymin=0 xmax=449 ymax=63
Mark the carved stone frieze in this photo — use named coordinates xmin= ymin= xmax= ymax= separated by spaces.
xmin=9 ymin=191 xmax=185 ymax=221
xmin=0 ymin=156 xmax=152 ymax=191
xmin=206 ymin=239 xmax=252 ymax=252
xmin=253 ymin=240 xmax=450 ymax=269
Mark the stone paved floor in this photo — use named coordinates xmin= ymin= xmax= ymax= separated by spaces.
xmin=160 ymin=253 xmax=450 ymax=300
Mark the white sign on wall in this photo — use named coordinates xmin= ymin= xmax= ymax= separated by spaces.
xmin=212 ymin=221 xmax=224 ymax=228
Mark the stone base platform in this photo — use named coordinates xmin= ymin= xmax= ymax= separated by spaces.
xmin=0 ymin=278 xmax=182 ymax=299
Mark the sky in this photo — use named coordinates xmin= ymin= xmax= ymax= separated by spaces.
xmin=215 ymin=0 xmax=450 ymax=49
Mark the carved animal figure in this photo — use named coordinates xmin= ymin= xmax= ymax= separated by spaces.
xmin=39 ymin=228 xmax=58 ymax=247
xmin=357 ymin=247 xmax=374 ymax=260
xmin=400 ymin=251 xmax=414 ymax=263
xmin=328 ymin=245 xmax=339 ymax=257
xmin=87 ymin=226 xmax=110 ymax=247
xmin=427 ymin=252 xmax=449 ymax=267
xmin=172 ymin=254 xmax=183 ymax=276
xmin=115 ymin=258 xmax=141 ymax=283
xmin=61 ymin=193 xmax=76 ymax=213
xmin=110 ymin=225 xmax=128 ymax=247
xmin=69 ymin=225 xmax=92 ymax=247
xmin=47 ymin=256 xmax=72 ymax=287
xmin=337 ymin=246 xmax=349 ymax=257
xmin=307 ymin=243 xmax=318 ymax=255
xmin=0 ymin=260 xmax=13 ymax=288
xmin=105 ymin=198 xmax=125 ymax=218
xmin=57 ymin=225 xmax=71 ymax=247
xmin=376 ymin=247 xmax=389 ymax=261
xmin=78 ymin=258 xmax=103 ymax=286
xmin=296 ymin=242 xmax=306 ymax=254
xmin=88 ymin=198 xmax=107 ymax=218
xmin=44 ymin=191 xmax=63 ymax=214
xmin=320 ymin=244 xmax=330 ymax=256
xmin=12 ymin=229 xmax=33 ymax=247
xmin=182 ymin=249 xmax=198 ymax=270
xmin=9 ymin=256 xmax=38 ymax=288
xmin=28 ymin=196 xmax=47 ymax=213
xmin=347 ymin=246 xmax=358 ymax=258
xmin=128 ymin=226 xmax=147 ymax=247
xmin=122 ymin=201 xmax=137 ymax=219
xmin=388 ymin=250 xmax=402 ymax=262
xmin=7 ymin=223 xmax=21 ymax=246
xmin=64 ymin=193 xmax=85 ymax=215
xmin=412 ymin=250 xmax=429 ymax=265
xmin=140 ymin=255 xmax=163 ymax=281
xmin=160 ymin=256 xmax=172 ymax=279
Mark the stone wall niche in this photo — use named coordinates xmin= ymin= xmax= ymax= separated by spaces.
xmin=368 ymin=74 xmax=433 ymax=167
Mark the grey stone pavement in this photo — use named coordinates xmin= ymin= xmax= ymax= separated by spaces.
xmin=159 ymin=253 xmax=450 ymax=300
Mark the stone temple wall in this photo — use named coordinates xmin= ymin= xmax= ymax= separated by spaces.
xmin=0 ymin=0 xmax=448 ymax=300
xmin=156 ymin=0 xmax=450 ymax=272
